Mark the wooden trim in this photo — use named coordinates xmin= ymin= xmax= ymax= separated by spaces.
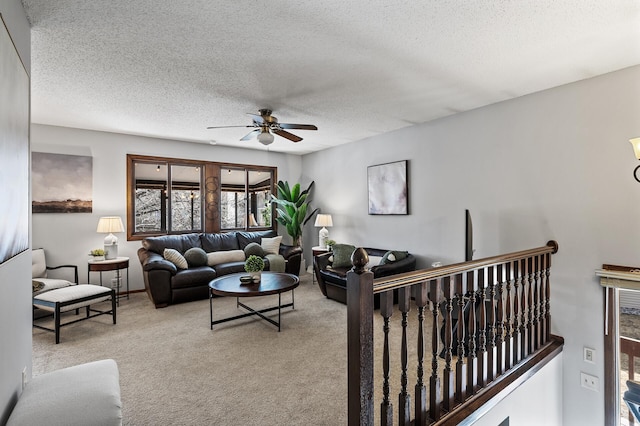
xmin=604 ymin=286 xmax=618 ymax=426
xmin=126 ymin=154 xmax=277 ymax=239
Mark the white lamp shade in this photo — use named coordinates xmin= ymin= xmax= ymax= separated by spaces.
xmin=314 ymin=214 xmax=333 ymax=227
xmin=96 ymin=216 xmax=125 ymax=233
xmin=630 ymin=137 xmax=640 ymax=159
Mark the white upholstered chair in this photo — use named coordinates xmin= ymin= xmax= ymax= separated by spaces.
xmin=31 ymin=248 xmax=78 ymax=295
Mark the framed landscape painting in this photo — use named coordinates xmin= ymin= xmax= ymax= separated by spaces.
xmin=0 ymin=15 xmax=30 ymax=265
xmin=32 ymin=152 xmax=93 ymax=213
xmin=367 ymin=160 xmax=408 ymax=215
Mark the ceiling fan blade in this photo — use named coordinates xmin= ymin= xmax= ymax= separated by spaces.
xmin=246 ymin=113 xmax=265 ymax=124
xmin=240 ymin=129 xmax=261 ymax=141
xmin=207 ymin=125 xmax=253 ymax=129
xmin=278 ymin=123 xmax=318 ymax=131
xmin=273 ymin=129 xmax=303 ymax=143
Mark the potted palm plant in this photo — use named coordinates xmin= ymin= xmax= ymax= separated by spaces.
xmin=270 ymin=180 xmax=319 ymax=247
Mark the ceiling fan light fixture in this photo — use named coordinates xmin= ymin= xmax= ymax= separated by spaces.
xmin=257 ymin=128 xmax=274 ymax=145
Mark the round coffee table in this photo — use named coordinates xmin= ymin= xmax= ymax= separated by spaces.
xmin=209 ymin=272 xmax=299 ymax=331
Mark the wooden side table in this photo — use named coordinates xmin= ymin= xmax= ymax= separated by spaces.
xmin=311 ymin=246 xmax=329 ymax=284
xmin=88 ymin=257 xmax=129 ymax=305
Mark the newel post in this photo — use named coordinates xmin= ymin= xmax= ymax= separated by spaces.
xmin=347 ymin=247 xmax=375 ymax=426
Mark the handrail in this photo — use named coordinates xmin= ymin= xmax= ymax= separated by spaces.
xmin=373 ymin=240 xmax=558 ymax=294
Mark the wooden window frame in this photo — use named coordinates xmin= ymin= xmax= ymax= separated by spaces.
xmin=126 ymin=154 xmax=277 ymax=241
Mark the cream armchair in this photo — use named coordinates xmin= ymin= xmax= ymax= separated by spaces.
xmin=32 ymin=248 xmax=78 ymax=295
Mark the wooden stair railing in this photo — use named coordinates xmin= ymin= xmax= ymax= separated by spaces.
xmin=347 ymin=241 xmax=563 ymax=426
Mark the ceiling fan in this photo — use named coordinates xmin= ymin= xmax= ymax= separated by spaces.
xmin=207 ymin=109 xmax=318 ymax=145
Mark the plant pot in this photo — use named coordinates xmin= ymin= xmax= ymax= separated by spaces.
xmin=249 ymin=271 xmax=261 ymax=283
xmin=90 ymin=255 xmax=105 ymax=262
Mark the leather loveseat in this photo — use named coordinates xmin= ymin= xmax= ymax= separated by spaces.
xmin=314 ymin=247 xmax=416 ymax=306
xmin=137 ymin=230 xmax=302 ymax=308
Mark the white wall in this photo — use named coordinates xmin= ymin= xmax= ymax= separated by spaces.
xmin=31 ymin=124 xmax=303 ymax=292
xmin=470 ymin=354 xmax=563 ymax=426
xmin=0 ymin=0 xmax=31 ymax=423
xmin=302 ymin=65 xmax=640 ymax=425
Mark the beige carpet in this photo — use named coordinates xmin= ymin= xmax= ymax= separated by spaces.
xmin=33 ymin=273 xmax=352 ymax=425
xmin=32 ymin=273 xmax=456 ymax=425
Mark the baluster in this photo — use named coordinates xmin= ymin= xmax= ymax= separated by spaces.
xmin=466 ymin=270 xmax=478 ymax=396
xmin=495 ymin=264 xmax=505 ymax=376
xmin=429 ymin=279 xmax=441 ymax=422
xmin=504 ymin=261 xmax=514 ymax=370
xmin=442 ymin=276 xmax=455 ymax=412
xmin=512 ymin=260 xmax=521 ymax=365
xmin=544 ymin=252 xmax=551 ymax=343
xmin=539 ymin=253 xmax=547 ymax=344
xmin=487 ymin=266 xmax=497 ymax=382
xmin=380 ymin=291 xmax=394 ymax=426
xmin=398 ymin=286 xmax=411 ymax=425
xmin=495 ymin=265 xmax=505 ymax=376
xmin=477 ymin=267 xmax=487 ymax=388
xmin=524 ymin=257 xmax=534 ymax=356
xmin=414 ymin=282 xmax=428 ymax=426
xmin=534 ymin=255 xmax=542 ymax=350
xmin=455 ymin=273 xmax=467 ymax=403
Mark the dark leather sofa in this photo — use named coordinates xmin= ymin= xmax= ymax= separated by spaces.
xmin=137 ymin=230 xmax=302 ymax=308
xmin=314 ymin=247 xmax=416 ymax=306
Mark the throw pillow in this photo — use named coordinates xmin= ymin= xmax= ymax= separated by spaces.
xmin=244 ymin=242 xmax=265 ymax=258
xmin=381 ymin=250 xmax=409 ymax=265
xmin=32 ymin=280 xmax=45 ymax=293
xmin=206 ymin=249 xmax=246 ymax=266
xmin=261 ymin=236 xmax=283 ymax=255
xmin=366 ymin=255 xmax=384 ymax=268
xmin=332 ymin=244 xmax=356 ymax=268
xmin=184 ymin=247 xmax=208 ymax=267
xmin=164 ymin=248 xmax=188 ymax=269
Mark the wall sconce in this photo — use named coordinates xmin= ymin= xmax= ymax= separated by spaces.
xmin=630 ymin=138 xmax=640 ymax=182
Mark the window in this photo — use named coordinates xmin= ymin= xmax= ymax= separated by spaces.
xmin=127 ymin=155 xmax=275 ymax=239
xmin=219 ymin=168 xmax=273 ymax=230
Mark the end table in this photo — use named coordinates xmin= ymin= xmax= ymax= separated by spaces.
xmin=88 ymin=256 xmax=129 ymax=305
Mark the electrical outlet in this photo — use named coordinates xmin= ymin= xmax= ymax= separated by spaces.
xmin=584 ymin=347 xmax=595 ymax=364
xmin=22 ymin=367 xmax=27 ymax=390
xmin=581 ymin=372 xmax=598 ymax=391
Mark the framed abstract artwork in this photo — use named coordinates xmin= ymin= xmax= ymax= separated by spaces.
xmin=0 ymin=15 xmax=30 ymax=265
xmin=367 ymin=160 xmax=408 ymax=215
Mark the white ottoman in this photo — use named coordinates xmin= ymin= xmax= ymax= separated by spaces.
xmin=33 ymin=284 xmax=116 ymax=344
xmin=7 ymin=359 xmax=122 ymax=426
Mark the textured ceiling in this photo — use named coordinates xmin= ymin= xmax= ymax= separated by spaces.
xmin=22 ymin=1 xmax=640 ymax=155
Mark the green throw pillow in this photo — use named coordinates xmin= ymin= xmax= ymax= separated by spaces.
xmin=380 ymin=250 xmax=409 ymax=265
xmin=184 ymin=247 xmax=208 ymax=267
xmin=332 ymin=244 xmax=356 ymax=268
xmin=244 ymin=242 xmax=265 ymax=258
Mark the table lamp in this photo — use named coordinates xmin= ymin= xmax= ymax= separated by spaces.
xmin=97 ymin=216 xmax=125 ymax=260
xmin=314 ymin=214 xmax=333 ymax=249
